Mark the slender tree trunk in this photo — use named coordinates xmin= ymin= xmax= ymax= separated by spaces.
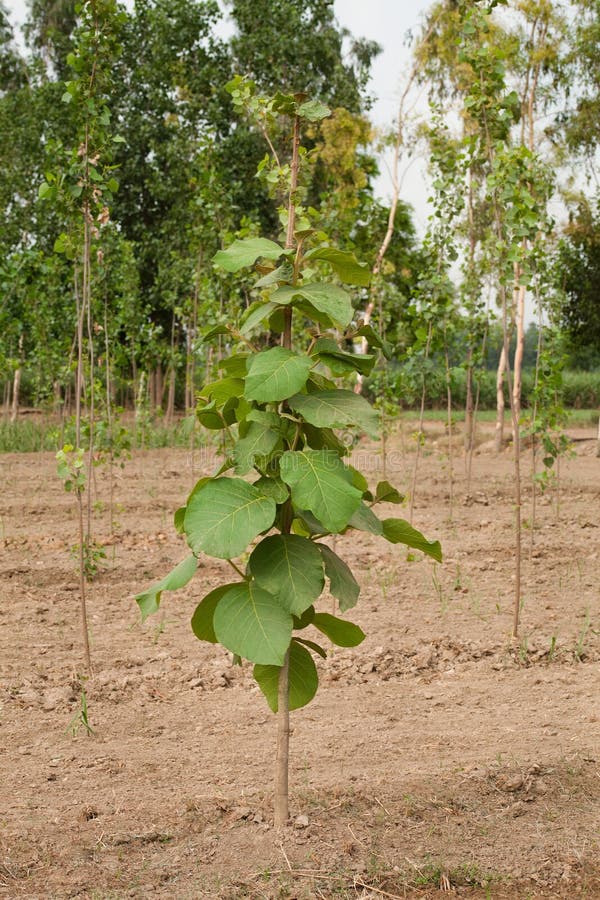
xmin=190 ymin=257 xmax=200 ymax=412
xmin=166 ymin=313 xmax=177 ymax=423
xmin=275 ymin=649 xmax=291 ymax=828
xmin=494 ymin=344 xmax=507 ymax=453
xmin=84 ymin=209 xmax=95 ymax=551
xmin=53 ymin=380 xmax=62 ymax=416
xmin=445 ymin=340 xmax=454 ymax=521
xmin=530 ymin=294 xmax=544 ymax=552
xmin=10 ymin=334 xmax=23 ymax=423
xmin=501 ymin=291 xmax=523 ymax=639
xmin=165 ymin=367 xmax=175 ymax=424
xmin=274 ymin=111 xmax=300 ymax=830
xmin=466 ymin=317 xmax=489 ymax=497
xmin=464 ymin=349 xmax=474 ymax=453
xmin=135 ymin=371 xmax=147 ymax=448
xmin=409 ymin=323 xmax=432 ymax=525
xmin=596 ymin=414 xmax=600 ymax=458
xmin=104 ymin=295 xmax=115 ymax=535
xmin=156 ymin=361 xmax=164 ymax=412
xmin=76 ymin=489 xmax=92 ymax=673
xmin=2 ymin=380 xmax=10 ymax=420
xmin=75 ymin=205 xmax=92 ymax=674
xmin=10 ymin=367 xmax=21 ymax=423
xmin=512 ymin=274 xmax=526 ymax=431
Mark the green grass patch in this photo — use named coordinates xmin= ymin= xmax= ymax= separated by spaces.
xmin=0 ymin=416 xmax=203 ymax=454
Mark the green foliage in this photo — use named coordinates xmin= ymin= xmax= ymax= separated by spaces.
xmin=56 ymin=444 xmax=86 ymax=492
xmin=66 ymin=683 xmax=95 ymax=737
xmin=559 ymin=197 xmax=600 ymax=356
xmin=135 ymin=91 xmax=441 ymax=721
xmin=136 ymin=555 xmax=198 ymax=622
xmin=254 ymin=640 xmax=318 ymax=713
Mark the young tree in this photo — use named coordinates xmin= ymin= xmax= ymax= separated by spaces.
xmin=136 ymin=87 xmax=441 ymax=826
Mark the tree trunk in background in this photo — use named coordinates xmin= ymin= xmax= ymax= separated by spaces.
xmin=156 ymin=362 xmax=164 ymax=412
xmin=464 ymin=348 xmax=474 ymax=452
xmin=53 ymin=380 xmax=62 ymax=415
xmin=494 ymin=344 xmax=507 ymax=453
xmin=3 ymin=380 xmax=10 ymax=419
xmin=185 ymin=330 xmax=193 ymax=413
xmin=512 ymin=275 xmax=525 ymax=435
xmin=10 ymin=367 xmax=21 ymax=423
xmin=165 ymin=366 xmax=176 ymax=424
xmin=148 ymin=369 xmax=156 ymax=411
xmin=596 ymin=413 xmax=600 ymax=458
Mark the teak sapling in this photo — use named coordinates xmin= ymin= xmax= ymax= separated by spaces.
xmin=136 ymin=85 xmax=442 ymax=826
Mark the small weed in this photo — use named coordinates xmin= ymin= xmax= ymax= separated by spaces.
xmin=548 ymin=634 xmax=557 ymax=661
xmin=518 ymin=634 xmax=529 ymax=665
xmin=71 ymin=539 xmax=107 ymax=581
xmin=152 ymin=614 xmax=175 ymax=643
xmin=378 ymin=568 xmax=396 ymax=602
xmin=574 ymin=608 xmax=597 ymax=660
xmin=411 ymin=859 xmax=496 ymax=890
xmin=66 ymin=683 xmax=94 ymax=737
xmin=432 ymin=564 xmax=448 ymax=613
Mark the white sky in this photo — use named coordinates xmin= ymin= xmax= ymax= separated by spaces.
xmin=4 ymin=0 xmax=434 ymax=226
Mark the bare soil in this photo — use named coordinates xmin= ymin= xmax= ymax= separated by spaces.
xmin=1 ymin=423 xmax=599 ymax=899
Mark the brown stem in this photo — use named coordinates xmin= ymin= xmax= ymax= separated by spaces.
xmin=481 ymin=104 xmax=523 ymax=638
xmin=530 ymin=289 xmax=544 ymax=553
xmin=409 ymin=322 xmax=432 ymax=525
xmin=104 ymin=293 xmax=114 ymax=536
xmin=445 ymin=337 xmax=453 ymax=521
xmin=84 ymin=205 xmax=95 ymax=549
xmin=76 ymin=488 xmax=92 ymax=673
xmin=274 ymin=111 xmax=301 ymax=829
xmin=274 ymin=648 xmax=290 ymax=827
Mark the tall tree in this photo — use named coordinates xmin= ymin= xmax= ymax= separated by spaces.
xmin=229 ymin=0 xmax=378 ymax=112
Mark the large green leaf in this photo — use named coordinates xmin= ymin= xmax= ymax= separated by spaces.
xmin=270 ymin=283 xmax=354 ymax=328
xmin=254 ymin=263 xmax=293 ymax=288
xmin=373 ymin=480 xmax=405 ymax=504
xmin=312 ymin=612 xmax=365 ymax=647
xmin=191 ymin=584 xmax=238 ymax=644
xmin=249 ymin=534 xmax=325 ymax=616
xmin=240 ymin=300 xmax=277 ymax=335
xmin=135 ymin=555 xmax=198 ymax=623
xmin=184 ymin=477 xmax=276 ymax=559
xmin=213 ymin=238 xmax=284 ymax=272
xmin=288 ymin=390 xmax=379 ymax=438
xmin=219 ymin=354 xmax=250 ymax=377
xmin=197 ymin=396 xmax=240 ymax=430
xmin=253 ymin=639 xmax=318 ymax=712
xmin=244 ymin=347 xmax=313 ymax=403
xmin=280 ymin=450 xmax=362 ymax=533
xmin=318 ymin=544 xmax=360 ymax=611
xmin=312 ymin=337 xmax=376 ymax=377
xmin=202 ymin=323 xmax=229 ymax=342
xmin=251 ymin=475 xmax=289 ymax=503
xmin=305 ymin=247 xmax=371 ymax=286
xmin=302 ymin=423 xmax=350 ymax=455
xmin=213 ymin=582 xmax=292 ymax=665
xmin=382 ymin=518 xmax=443 ymax=563
xmin=297 ymin=99 xmax=331 ymax=122
xmin=198 ymin=377 xmax=244 ymax=406
xmin=233 ymin=422 xmax=280 ymax=475
xmin=348 ymin=502 xmax=384 ymax=535
xmin=354 ymin=324 xmax=393 ymax=359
